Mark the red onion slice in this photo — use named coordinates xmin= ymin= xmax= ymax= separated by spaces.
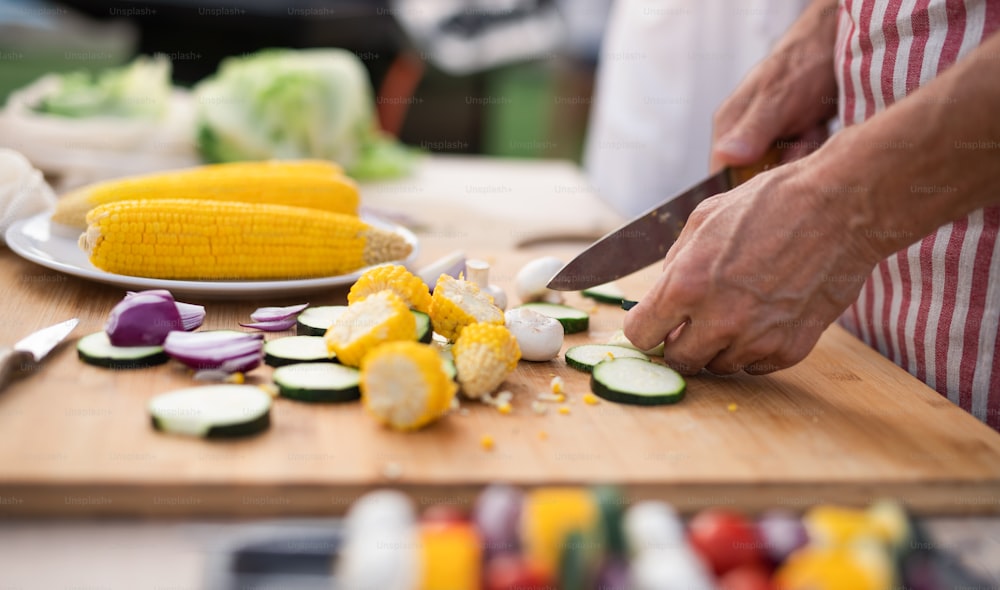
xmin=239 ymin=318 xmax=298 ymax=332
xmin=164 ymin=331 xmax=263 ymax=373
xmin=125 ymin=290 xmax=205 ymax=331
xmin=105 ymin=292 xmax=183 ymax=346
xmin=249 ymin=303 xmax=309 ymax=322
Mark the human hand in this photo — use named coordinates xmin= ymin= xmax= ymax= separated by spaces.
xmin=623 ymin=158 xmax=879 ymax=375
xmin=710 ymin=0 xmax=839 ymax=172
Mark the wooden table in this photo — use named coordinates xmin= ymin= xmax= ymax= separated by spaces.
xmin=2 ymin=155 xmax=1000 ymax=586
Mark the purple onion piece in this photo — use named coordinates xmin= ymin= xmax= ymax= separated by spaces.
xmin=239 ymin=318 xmax=297 ymax=332
xmin=105 ymin=293 xmax=183 ymax=346
xmin=175 ymin=301 xmax=206 ymax=331
xmin=473 ymin=484 xmax=524 ymax=559
xmin=757 ymin=510 xmax=809 ymax=564
xmin=597 ymin=556 xmax=630 ymax=590
xmin=164 ymin=331 xmax=263 ymax=373
xmin=249 ymin=303 xmax=310 ymax=322
xmin=126 ymin=290 xmax=205 ymax=332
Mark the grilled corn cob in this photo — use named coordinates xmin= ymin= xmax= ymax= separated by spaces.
xmin=452 ymin=323 xmax=520 ymax=399
xmin=325 ymin=290 xmax=417 ymax=367
xmin=348 ymin=264 xmax=432 ymax=313
xmin=53 ymin=160 xmax=359 ymax=229
xmin=80 ymin=199 xmax=411 ymax=280
xmin=429 ymin=274 xmax=504 ymax=341
xmin=360 ymin=341 xmax=457 ymax=430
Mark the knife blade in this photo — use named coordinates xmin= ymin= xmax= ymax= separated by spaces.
xmin=0 ymin=318 xmax=79 ymax=391
xmin=547 ymin=148 xmax=783 ymax=291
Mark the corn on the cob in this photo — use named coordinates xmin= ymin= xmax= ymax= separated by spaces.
xmin=80 ymin=199 xmax=411 ymax=280
xmin=429 ymin=274 xmax=504 ymax=341
xmin=53 ymin=160 xmax=359 ymax=229
xmin=452 ymin=323 xmax=520 ymax=399
xmin=348 ymin=264 xmax=432 ymax=313
xmin=360 ymin=341 xmax=457 ymax=430
xmin=325 ymin=290 xmax=416 ymax=367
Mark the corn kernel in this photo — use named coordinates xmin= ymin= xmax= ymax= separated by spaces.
xmin=226 ymin=372 xmax=245 ymax=384
xmin=538 ymin=430 xmax=548 ymax=440
xmin=531 ymin=401 xmax=548 ymax=415
xmin=558 ymin=406 xmax=571 ymax=415
xmin=550 ymin=376 xmax=564 ymax=393
xmin=583 ymin=393 xmax=600 ymax=405
xmin=481 ymin=435 xmax=495 ymax=451
xmin=497 ymin=402 xmax=513 ymax=415
xmin=728 ymin=403 xmax=739 ymax=412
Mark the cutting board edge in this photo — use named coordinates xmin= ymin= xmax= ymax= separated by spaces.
xmin=2 ymin=480 xmax=999 ymax=518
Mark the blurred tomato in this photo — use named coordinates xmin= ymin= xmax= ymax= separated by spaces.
xmin=720 ymin=565 xmax=775 ymax=590
xmin=485 ymin=554 xmax=553 ymax=590
xmin=688 ymin=509 xmax=765 ymax=576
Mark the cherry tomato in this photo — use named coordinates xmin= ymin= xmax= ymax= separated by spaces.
xmin=484 ymin=554 xmax=553 ymax=590
xmin=720 ymin=565 xmax=775 ymax=590
xmin=688 ymin=509 xmax=765 ymax=576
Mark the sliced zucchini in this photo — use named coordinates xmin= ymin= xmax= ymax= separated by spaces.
xmin=273 ymin=363 xmax=361 ymax=403
xmin=582 ymin=281 xmax=626 ymax=305
xmin=296 ymin=305 xmax=349 ymax=336
xmin=264 ymin=335 xmax=335 ymax=367
xmin=149 ymin=384 xmax=271 ymax=438
xmin=413 ymin=310 xmax=432 ymax=344
xmin=590 ymin=358 xmax=685 ymax=406
xmin=516 ymin=302 xmax=589 ymax=334
xmin=77 ymin=331 xmax=168 ymax=369
xmin=621 ymin=299 xmax=639 ymax=311
xmin=565 ymin=344 xmax=649 ymax=373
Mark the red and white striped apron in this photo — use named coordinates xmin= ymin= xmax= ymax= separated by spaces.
xmin=835 ymin=0 xmax=1000 ymax=428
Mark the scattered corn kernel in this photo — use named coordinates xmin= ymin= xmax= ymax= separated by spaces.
xmin=496 ymin=390 xmax=514 ymax=404
xmin=226 ymin=372 xmax=245 ymax=384
xmin=550 ymin=376 xmax=564 ymax=394
xmin=497 ymin=402 xmax=513 ymax=415
xmin=728 ymin=403 xmax=739 ymax=412
xmin=558 ymin=406 xmax=571 ymax=415
xmin=257 ymin=383 xmax=279 ymax=398
xmin=531 ymin=401 xmax=548 ymax=415
xmin=536 ymin=392 xmax=562 ymax=403
xmin=538 ymin=430 xmax=548 ymax=440
xmin=481 ymin=435 xmax=495 ymax=451
xmin=583 ymin=393 xmax=600 ymax=405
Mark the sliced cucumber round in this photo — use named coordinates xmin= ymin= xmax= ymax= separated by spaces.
xmin=77 ymin=331 xmax=168 ymax=369
xmin=149 ymin=384 xmax=271 ymax=438
xmin=516 ymin=303 xmax=589 ymax=334
xmin=264 ymin=335 xmax=335 ymax=367
xmin=441 ymin=356 xmax=457 ymax=381
xmin=413 ymin=310 xmax=432 ymax=344
xmin=582 ymin=281 xmax=626 ymax=305
xmin=273 ymin=363 xmax=361 ymax=403
xmin=590 ymin=358 xmax=685 ymax=406
xmin=565 ymin=344 xmax=649 ymax=373
xmin=296 ymin=305 xmax=349 ymax=336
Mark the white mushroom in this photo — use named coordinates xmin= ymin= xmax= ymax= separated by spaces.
xmin=504 ymin=307 xmax=564 ymax=361
xmin=515 ymin=256 xmax=565 ymax=304
xmin=465 ymin=258 xmax=507 ymax=310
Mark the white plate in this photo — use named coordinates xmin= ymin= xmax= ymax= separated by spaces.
xmin=5 ymin=211 xmax=419 ymax=300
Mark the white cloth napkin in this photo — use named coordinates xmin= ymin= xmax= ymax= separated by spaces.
xmin=0 ymin=148 xmax=57 ymax=244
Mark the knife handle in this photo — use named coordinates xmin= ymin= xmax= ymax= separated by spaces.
xmin=0 ymin=347 xmax=32 ymax=392
xmin=726 ymin=144 xmax=785 ymax=187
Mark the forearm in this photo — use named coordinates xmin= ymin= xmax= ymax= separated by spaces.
xmin=811 ymin=31 xmax=1000 ymax=260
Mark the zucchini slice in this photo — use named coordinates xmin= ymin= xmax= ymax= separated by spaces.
xmin=296 ymin=305 xmax=349 ymax=336
xmin=149 ymin=384 xmax=271 ymax=438
xmin=273 ymin=363 xmax=361 ymax=403
xmin=565 ymin=344 xmax=649 ymax=373
xmin=264 ymin=335 xmax=335 ymax=367
xmin=413 ymin=310 xmax=433 ymax=344
xmin=77 ymin=331 xmax=168 ymax=369
xmin=590 ymin=358 xmax=685 ymax=405
xmin=582 ymin=281 xmax=626 ymax=305
xmin=516 ymin=303 xmax=589 ymax=334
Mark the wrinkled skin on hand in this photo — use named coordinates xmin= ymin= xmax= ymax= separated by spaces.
xmin=623 ymin=159 xmax=879 ymax=376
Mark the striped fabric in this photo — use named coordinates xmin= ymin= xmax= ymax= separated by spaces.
xmin=835 ymin=0 xmax=1000 ymax=428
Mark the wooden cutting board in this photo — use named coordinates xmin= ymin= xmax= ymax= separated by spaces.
xmin=1 ymin=156 xmax=999 ymax=517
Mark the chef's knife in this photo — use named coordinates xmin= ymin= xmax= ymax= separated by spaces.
xmin=547 ymin=148 xmax=783 ymax=291
xmin=0 ymin=318 xmax=79 ymax=391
